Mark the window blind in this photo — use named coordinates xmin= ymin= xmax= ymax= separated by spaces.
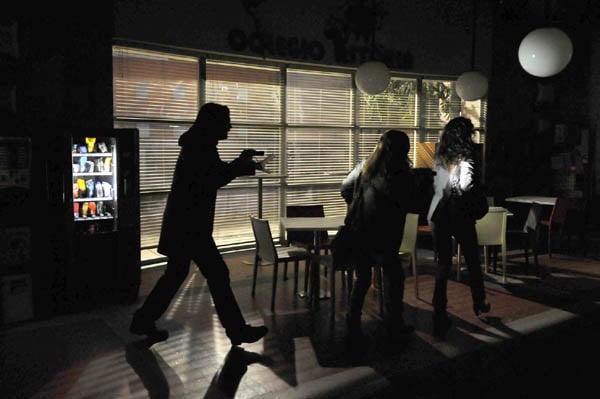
xmin=112 ymin=46 xmax=198 ymax=121
xmin=285 ymin=69 xmax=355 ymax=219
xmin=205 ymin=60 xmax=283 ymax=244
xmin=112 ymin=45 xmax=489 ymax=259
xmin=113 ymin=47 xmax=198 ymax=248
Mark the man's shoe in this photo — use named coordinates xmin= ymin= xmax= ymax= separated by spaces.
xmin=130 ymin=313 xmax=169 ymax=343
xmin=229 ymin=325 xmax=268 ymax=346
xmin=473 ymin=301 xmax=491 ymax=316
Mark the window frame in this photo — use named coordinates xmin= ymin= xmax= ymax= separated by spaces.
xmin=112 ymin=44 xmax=488 ymax=263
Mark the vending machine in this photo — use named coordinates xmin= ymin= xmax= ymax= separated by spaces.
xmin=36 ymin=128 xmax=140 ymax=315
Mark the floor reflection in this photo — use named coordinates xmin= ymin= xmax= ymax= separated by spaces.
xmin=204 ymin=346 xmax=272 ymax=398
xmin=125 ymin=339 xmax=185 ymax=398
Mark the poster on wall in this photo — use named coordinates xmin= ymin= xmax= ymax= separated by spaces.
xmin=0 ymin=137 xmax=30 ymax=190
xmin=0 ymin=226 xmax=31 ymax=267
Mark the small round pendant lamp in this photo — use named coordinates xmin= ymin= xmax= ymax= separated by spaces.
xmin=456 ymin=71 xmax=489 ymax=101
xmin=355 ymin=61 xmax=390 ymax=95
xmin=518 ymin=27 xmax=573 ymax=78
xmin=455 ymin=0 xmax=488 ymax=101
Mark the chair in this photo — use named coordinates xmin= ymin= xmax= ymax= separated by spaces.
xmin=506 ymin=202 xmax=543 ymax=276
xmin=319 ymin=254 xmax=354 ymax=316
xmin=540 ymin=197 xmax=578 ymax=257
xmin=249 ymin=215 xmax=311 ymax=312
xmin=373 ymin=213 xmax=420 ymax=314
xmin=285 ymin=205 xmax=332 ymax=254
xmin=397 ymin=213 xmax=420 ymax=297
xmin=457 ymin=207 xmax=508 ymax=283
xmin=285 ymin=205 xmax=333 ymax=286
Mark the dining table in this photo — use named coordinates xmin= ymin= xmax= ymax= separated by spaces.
xmin=503 ymin=195 xmax=556 ymax=229
xmin=504 ymin=195 xmax=557 ymax=206
xmin=279 ymin=215 xmax=345 ymax=309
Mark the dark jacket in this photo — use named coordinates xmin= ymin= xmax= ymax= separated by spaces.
xmin=343 ymin=163 xmax=417 ymax=255
xmin=157 ymin=127 xmax=256 ymax=256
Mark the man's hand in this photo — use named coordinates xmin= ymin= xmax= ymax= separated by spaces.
xmin=239 ymin=149 xmax=264 ymax=160
xmin=256 ymin=154 xmax=273 ymax=173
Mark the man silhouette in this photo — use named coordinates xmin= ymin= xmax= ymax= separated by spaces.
xmin=130 ymin=103 xmax=268 ymax=346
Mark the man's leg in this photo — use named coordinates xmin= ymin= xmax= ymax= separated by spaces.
xmin=130 ymin=255 xmax=191 ymax=341
xmin=193 ymin=238 xmax=267 ymax=346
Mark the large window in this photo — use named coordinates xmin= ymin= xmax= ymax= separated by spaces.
xmin=286 ymin=69 xmax=355 ymax=222
xmin=112 ymin=46 xmax=487 ymax=260
xmin=112 ymin=47 xmax=198 ymax=249
xmin=205 ymin=60 xmax=283 ymax=245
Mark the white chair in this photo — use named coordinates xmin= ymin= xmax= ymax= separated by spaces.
xmin=457 ymin=207 xmax=508 ymax=283
xmin=399 ymin=213 xmax=420 ymax=297
xmin=318 ymin=253 xmax=354 ymax=316
xmin=250 ymin=215 xmax=311 ymax=312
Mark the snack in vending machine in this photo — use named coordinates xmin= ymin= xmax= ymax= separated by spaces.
xmin=73 ymin=183 xmax=79 ymax=198
xmin=97 ymin=201 xmax=103 ymax=216
xmin=86 ymin=179 xmax=95 ymax=197
xmin=78 ymin=156 xmax=87 ymax=171
xmin=77 ymin=178 xmax=86 ymax=196
xmin=85 ymin=137 xmax=96 ymax=153
xmin=74 ymin=202 xmax=79 ymax=217
xmin=95 ymin=181 xmax=104 ymax=198
xmin=86 ymin=161 xmax=94 ymax=173
xmin=97 ymin=142 xmax=108 ymax=153
xmin=82 ymin=202 xmax=89 ymax=217
xmin=88 ymin=201 xmax=96 ymax=216
xmin=104 ymin=157 xmax=112 ymax=172
xmin=95 ymin=158 xmax=104 ymax=173
xmin=102 ymin=181 xmax=112 ymax=198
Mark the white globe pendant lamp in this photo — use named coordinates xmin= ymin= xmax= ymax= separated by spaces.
xmin=456 ymin=71 xmax=489 ymax=101
xmin=455 ymin=0 xmax=488 ymax=101
xmin=518 ymin=27 xmax=573 ymax=78
xmin=355 ymin=60 xmax=390 ymax=96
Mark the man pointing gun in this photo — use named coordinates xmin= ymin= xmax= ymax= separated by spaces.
xmin=130 ymin=103 xmax=269 ymax=346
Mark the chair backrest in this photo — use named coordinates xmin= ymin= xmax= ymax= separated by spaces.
xmin=250 ymin=216 xmax=277 ymax=263
xmin=400 ymin=213 xmax=419 ymax=254
xmin=550 ymin=197 xmax=578 ymax=225
xmin=476 ymin=208 xmax=507 ymax=246
xmin=285 ymin=205 xmax=327 ymax=245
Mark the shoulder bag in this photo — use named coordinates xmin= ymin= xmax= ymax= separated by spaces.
xmin=331 ymin=173 xmax=365 ymax=267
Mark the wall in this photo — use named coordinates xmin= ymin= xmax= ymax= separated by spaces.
xmin=5 ymin=3 xmax=114 ymax=319
xmin=114 ymin=0 xmax=599 ymax=201
xmin=485 ymin=0 xmax=597 ymax=203
xmin=114 ymin=0 xmax=493 ymax=77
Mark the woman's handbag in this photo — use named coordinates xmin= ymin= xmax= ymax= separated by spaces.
xmin=331 ymin=223 xmax=360 ymax=267
xmin=463 ymin=186 xmax=489 ymax=220
xmin=331 ymin=173 xmax=365 ymax=267
xmin=452 ymin=162 xmax=489 ymax=220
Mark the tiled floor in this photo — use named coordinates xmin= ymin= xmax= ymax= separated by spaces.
xmin=1 ymin=249 xmax=599 ymax=398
